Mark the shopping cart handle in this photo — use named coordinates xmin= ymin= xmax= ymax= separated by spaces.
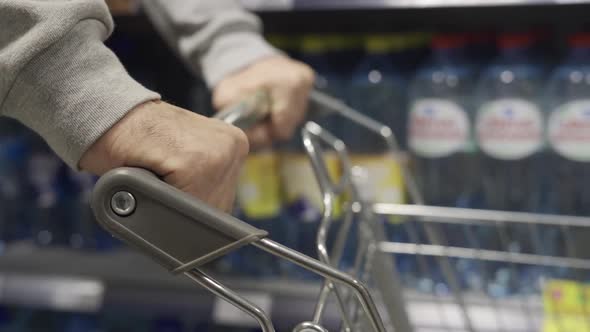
xmin=90 ymin=90 xmax=341 ymax=274
xmin=91 ymin=167 xmax=268 ymax=274
xmin=214 ymin=90 xmax=272 ymax=128
xmin=214 ymin=89 xmax=348 ymax=127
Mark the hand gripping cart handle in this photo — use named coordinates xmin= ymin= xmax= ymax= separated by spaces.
xmin=90 ymin=90 xmax=387 ymax=332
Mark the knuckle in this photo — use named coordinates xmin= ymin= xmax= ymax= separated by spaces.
xmin=274 ymin=121 xmax=296 ymax=141
xmin=301 ymin=64 xmax=316 ymax=84
xmin=230 ymin=127 xmax=250 ymax=158
xmin=216 ymin=122 xmax=249 ymax=160
xmin=206 ymin=148 xmax=230 ymax=171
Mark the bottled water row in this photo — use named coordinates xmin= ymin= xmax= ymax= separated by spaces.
xmin=0 ymin=306 xmax=260 ymax=332
xmin=409 ymin=32 xmax=590 ymax=215
xmin=0 ymin=124 xmax=118 ymax=251
xmin=266 ymin=31 xmax=590 ymax=295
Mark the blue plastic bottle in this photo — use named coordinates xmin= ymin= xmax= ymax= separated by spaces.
xmin=276 ymin=36 xmax=345 ymax=280
xmin=345 ymin=35 xmax=409 ymax=270
xmin=544 ymin=32 xmax=590 ymax=268
xmin=152 ymin=317 xmax=184 ymax=332
xmin=545 ymin=33 xmax=590 ymax=215
xmin=476 ymin=33 xmax=545 ymax=211
xmin=234 ymin=151 xmax=282 ymax=278
xmin=475 ymin=33 xmax=546 ymax=296
xmin=0 ymin=119 xmax=30 ymax=247
xmin=28 ymin=139 xmax=70 ymax=248
xmin=409 ymin=34 xmax=478 ymax=208
xmin=25 ymin=310 xmax=59 ymax=332
xmin=66 ymin=170 xmax=122 ymax=251
xmin=63 ymin=313 xmax=103 ymax=332
xmin=407 ymin=34 xmax=480 ymax=293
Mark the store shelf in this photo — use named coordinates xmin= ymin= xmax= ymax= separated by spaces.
xmin=0 ymin=246 xmax=343 ymax=329
xmin=106 ymin=0 xmax=590 ymax=32
xmin=259 ymin=3 xmax=590 ymax=33
xmin=241 ymin=0 xmax=590 ymax=11
xmin=0 ymin=246 xmax=547 ymax=330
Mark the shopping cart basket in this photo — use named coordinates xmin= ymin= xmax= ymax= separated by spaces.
xmin=90 ymin=91 xmax=387 ymax=332
xmin=296 ymin=92 xmax=590 ymax=332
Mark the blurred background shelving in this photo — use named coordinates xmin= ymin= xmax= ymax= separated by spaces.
xmin=2 ymin=0 xmax=590 ymax=331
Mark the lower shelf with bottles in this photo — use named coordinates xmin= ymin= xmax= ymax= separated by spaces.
xmin=0 ymin=244 xmax=553 ymax=332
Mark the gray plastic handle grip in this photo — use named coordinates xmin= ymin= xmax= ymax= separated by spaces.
xmin=91 ymin=169 xmax=267 ymax=274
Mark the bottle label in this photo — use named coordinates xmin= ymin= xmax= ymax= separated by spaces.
xmin=350 ymin=154 xmax=405 ymax=204
xmin=548 ymin=99 xmax=590 ymax=162
xmin=350 ymin=154 xmax=406 ymax=224
xmin=237 ymin=151 xmax=282 ymax=220
xmin=476 ymin=98 xmax=543 ymax=160
xmin=543 ymin=279 xmax=590 ymax=332
xmin=280 ymin=152 xmax=342 ymax=222
xmin=408 ymin=98 xmax=470 ymax=158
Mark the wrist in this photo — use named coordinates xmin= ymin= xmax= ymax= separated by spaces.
xmin=79 ymin=100 xmax=157 ymax=174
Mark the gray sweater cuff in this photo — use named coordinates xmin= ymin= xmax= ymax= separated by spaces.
xmin=199 ymin=31 xmax=279 ymax=87
xmin=2 ymin=20 xmax=160 ymax=169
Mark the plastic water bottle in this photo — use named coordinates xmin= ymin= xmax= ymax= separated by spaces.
xmin=475 ymin=32 xmax=546 ymax=296
xmin=277 ymin=36 xmax=345 ymax=279
xmin=544 ymin=32 xmax=590 ymax=264
xmin=476 ymin=32 xmax=545 ymax=211
xmin=234 ymin=150 xmax=282 ymax=278
xmin=407 ymin=34 xmax=479 ymax=292
xmin=0 ymin=119 xmax=30 ymax=246
xmin=63 ymin=313 xmax=103 ymax=332
xmin=545 ymin=32 xmax=590 ymax=215
xmin=25 ymin=310 xmax=60 ymax=332
xmin=152 ymin=317 xmax=184 ymax=332
xmin=408 ymin=34 xmax=477 ymax=207
xmin=66 ymin=170 xmax=121 ymax=251
xmin=28 ymin=139 xmax=70 ymax=247
xmin=345 ymin=34 xmax=408 ymax=270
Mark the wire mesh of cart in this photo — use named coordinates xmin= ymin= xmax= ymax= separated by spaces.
xmin=89 ymin=91 xmax=388 ymax=332
xmin=299 ymin=92 xmax=590 ymax=332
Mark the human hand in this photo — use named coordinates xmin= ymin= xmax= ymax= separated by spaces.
xmin=79 ymin=100 xmax=249 ymax=212
xmin=213 ymin=55 xmax=315 ymax=147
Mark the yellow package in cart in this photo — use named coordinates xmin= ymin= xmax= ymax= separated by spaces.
xmin=280 ymin=152 xmax=342 ymax=219
xmin=543 ymin=279 xmax=590 ymax=332
xmin=349 ymin=153 xmax=405 ymax=222
xmin=237 ymin=151 xmax=282 ymax=220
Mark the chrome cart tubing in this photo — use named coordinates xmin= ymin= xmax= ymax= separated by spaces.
xmin=373 ymin=203 xmax=590 ymax=270
xmin=292 ymin=322 xmax=329 ymax=332
xmin=302 ymin=120 xmax=404 ymax=332
xmin=349 ymin=222 xmax=380 ymax=332
xmin=312 ymin=198 xmax=356 ymax=332
xmin=214 ymin=89 xmax=272 ymax=129
xmin=309 ymin=91 xmax=424 ymax=205
xmin=302 ymin=122 xmax=364 ymax=330
xmin=88 ymin=91 xmax=386 ymax=332
xmin=372 ymin=202 xmax=590 ymax=331
xmin=302 ymin=121 xmax=352 ymax=196
xmin=378 ymin=242 xmax=590 ymax=270
xmin=92 ymin=167 xmax=387 ymax=332
xmin=372 ymin=203 xmax=590 ymax=227
xmin=219 ymin=91 xmax=385 ymax=331
xmin=184 ymin=270 xmax=275 ymax=332
xmin=253 ymin=239 xmax=387 ymax=332
xmin=302 ymin=98 xmax=474 ymax=330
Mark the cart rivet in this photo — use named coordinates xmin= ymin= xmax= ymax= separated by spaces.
xmin=111 ymin=191 xmax=136 ymax=217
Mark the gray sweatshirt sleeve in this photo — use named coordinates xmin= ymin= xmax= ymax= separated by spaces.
xmin=0 ymin=0 xmax=160 ymax=169
xmin=141 ymin=0 xmax=279 ymax=87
